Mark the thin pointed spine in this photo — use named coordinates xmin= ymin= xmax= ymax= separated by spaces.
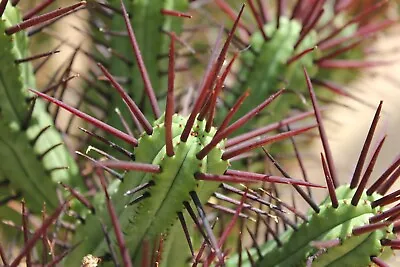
xmin=30 ymin=89 xmax=138 ymax=146
xmin=177 ymin=212 xmax=195 ymax=257
xmin=181 ymin=4 xmax=245 ymax=143
xmin=23 ymin=0 xmax=56 ymax=20
xmin=96 ymin=160 xmax=161 ymax=173
xmin=304 ymin=67 xmax=339 ymax=188
xmin=350 ymin=101 xmax=383 ymax=189
xmin=120 ymin=0 xmax=160 ymax=118
xmin=197 ymin=89 xmax=284 ymax=160
xmin=165 ymin=32 xmax=176 ymax=157
xmin=10 ymin=200 xmax=69 ymax=267
xmin=352 ymin=134 xmax=386 ymax=206
xmin=97 ymin=169 xmax=132 ymax=267
xmin=320 ymin=153 xmax=338 ymax=208
xmin=190 ymin=191 xmax=224 ymax=264
xmin=222 ymin=125 xmax=316 ymax=160
xmin=97 ymin=63 xmax=153 ymax=135
xmin=5 ymin=1 xmax=86 ymax=35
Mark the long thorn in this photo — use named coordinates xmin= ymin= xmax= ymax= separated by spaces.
xmin=120 ymin=0 xmax=160 ymax=118
xmin=304 ymin=67 xmax=338 ymax=188
xmin=350 ymin=101 xmax=383 ymax=189
xmin=30 ymin=89 xmax=138 ymax=146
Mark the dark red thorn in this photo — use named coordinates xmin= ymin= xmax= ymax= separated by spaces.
xmin=222 ymin=125 xmax=316 ymax=160
xmin=215 ymin=0 xmax=252 ymax=34
xmin=320 ymin=153 xmax=339 ymax=208
xmin=294 ymin=8 xmax=324 ymax=50
xmin=318 ymin=0 xmax=388 ymax=46
xmin=247 ymin=0 xmax=268 ymax=40
xmin=23 ymin=0 xmax=55 ymax=21
xmin=0 ymin=0 xmax=7 ymax=17
xmin=38 ymin=142 xmax=62 ymax=160
xmin=165 ymin=32 xmax=176 ymax=157
xmin=207 ymin=191 xmax=247 ymax=265
xmin=206 ymin=53 xmax=239 ymax=132
xmin=291 ymin=0 xmax=304 ymax=20
xmin=97 ymin=63 xmax=152 ymax=135
xmin=378 ymin=166 xmax=400 ymax=196
xmin=369 ymin=204 xmax=400 ymax=224
xmin=256 ymin=0 xmax=269 ymax=23
xmin=353 ymin=220 xmax=391 ymax=236
xmin=196 ymin=172 xmax=323 ymax=188
xmin=0 ymin=242 xmax=8 ymax=266
xmin=216 ymin=89 xmax=250 ymax=136
xmin=286 ymin=46 xmax=316 ymax=65
xmin=59 ymin=182 xmax=94 ymax=213
xmin=350 ymin=101 xmax=383 ymax=189
xmin=263 ymin=148 xmax=321 ymax=213
xmin=372 ymin=189 xmax=400 ymax=209
xmin=177 ymin=212 xmax=195 ymax=257
xmin=226 ymin=169 xmax=324 ymax=188
xmin=304 ymin=67 xmax=339 ymax=188
xmin=371 ymin=257 xmax=389 ymax=267
xmin=97 ymin=160 xmax=161 ymax=174
xmin=21 ymin=201 xmax=31 ymax=267
xmin=10 ymin=200 xmax=69 ymax=267
xmin=30 ymin=89 xmax=138 ymax=146
xmin=5 ymin=1 xmax=86 ymax=35
xmin=381 ymin=239 xmax=400 ymax=247
xmin=181 ymin=4 xmax=245 ymax=143
xmin=161 ymin=8 xmax=191 ymax=18
xmin=15 ymin=49 xmax=60 ymax=64
xmin=317 ymin=59 xmax=392 ymax=69
xmin=97 ymin=169 xmax=133 ymax=267
xmin=197 ymin=89 xmax=284 ymax=160
xmin=120 ymin=0 xmax=160 ymax=119
xmin=352 ymin=134 xmax=386 ymax=206
xmin=367 ymin=154 xmax=400 ymax=195
xmin=227 ymin=110 xmax=315 ymax=147
xmin=301 ymin=0 xmax=324 ymax=30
